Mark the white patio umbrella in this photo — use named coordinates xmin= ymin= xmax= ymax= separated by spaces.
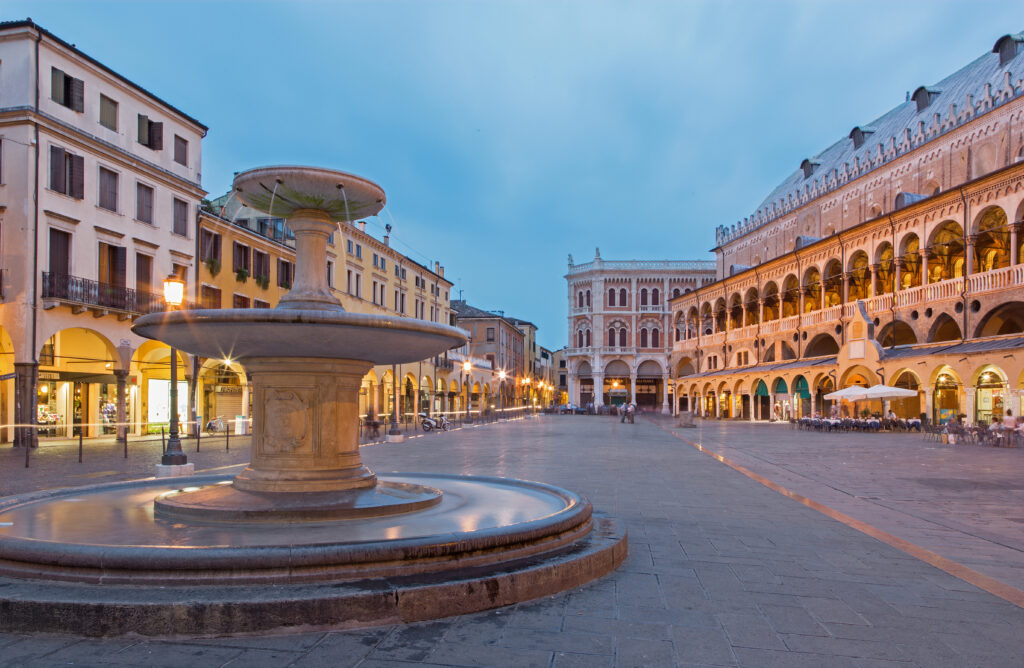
xmin=823 ymin=385 xmax=869 ymax=401
xmin=860 ymin=384 xmax=918 ymax=400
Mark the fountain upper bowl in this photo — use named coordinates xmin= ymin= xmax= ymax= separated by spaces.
xmin=233 ymin=165 xmax=386 ymax=220
xmin=132 ymin=309 xmax=468 ymax=364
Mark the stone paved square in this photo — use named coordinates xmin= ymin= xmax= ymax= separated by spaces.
xmin=3 ymin=414 xmax=1024 ymax=666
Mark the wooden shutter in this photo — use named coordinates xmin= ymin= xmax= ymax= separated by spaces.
xmin=112 ymin=246 xmax=127 ymax=288
xmin=70 ymin=77 xmax=85 ymax=112
xmin=150 ymin=122 xmax=163 ymax=150
xmin=100 ymin=168 xmax=117 ymax=210
xmin=69 ymin=154 xmax=84 ymax=199
xmin=50 ymin=68 xmax=65 ymax=105
xmin=136 ymin=253 xmax=152 ymax=294
xmin=138 ymin=115 xmax=149 ymax=145
xmin=49 ymin=229 xmax=70 ymax=275
xmin=49 ymin=146 xmax=66 ymax=193
xmin=100 ymin=95 xmax=117 ymax=130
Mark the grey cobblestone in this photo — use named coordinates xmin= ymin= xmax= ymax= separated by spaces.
xmin=3 ymin=415 xmax=1024 ymax=666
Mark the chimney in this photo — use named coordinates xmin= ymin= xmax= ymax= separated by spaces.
xmin=358 ymin=221 xmax=366 ymax=232
xmin=435 ymin=261 xmax=440 ymax=274
xmin=383 ymin=234 xmax=390 ymax=246
xmin=439 ymin=265 xmax=445 ymax=277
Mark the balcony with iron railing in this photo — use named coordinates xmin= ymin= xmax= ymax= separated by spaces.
xmin=41 ymin=272 xmax=198 ymax=316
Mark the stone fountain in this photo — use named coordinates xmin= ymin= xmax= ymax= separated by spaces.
xmin=0 ymin=166 xmax=626 ymax=636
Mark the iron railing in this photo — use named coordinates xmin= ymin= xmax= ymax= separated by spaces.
xmin=41 ymin=272 xmax=196 ymax=314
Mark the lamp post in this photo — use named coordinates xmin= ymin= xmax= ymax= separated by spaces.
xmin=160 ymin=275 xmax=188 ymax=469
xmin=388 ymin=363 xmax=402 ymax=440
xmin=462 ymin=360 xmax=472 ymax=422
xmin=498 ymin=370 xmax=506 ymax=418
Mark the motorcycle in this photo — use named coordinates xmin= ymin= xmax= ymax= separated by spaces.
xmin=419 ymin=412 xmax=451 ymax=432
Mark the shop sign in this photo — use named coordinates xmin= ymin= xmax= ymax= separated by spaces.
xmin=0 ymin=372 xmax=15 ymax=381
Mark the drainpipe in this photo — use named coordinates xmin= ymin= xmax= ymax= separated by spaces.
xmin=957 ymin=186 xmax=969 ymax=342
xmin=887 ymin=214 xmax=897 ymax=349
xmin=754 ymin=268 xmax=761 ymax=364
xmin=794 ymin=252 xmax=803 ymax=358
xmin=838 ymin=233 xmax=847 ymax=345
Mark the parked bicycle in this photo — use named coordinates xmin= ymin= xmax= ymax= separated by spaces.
xmin=205 ymin=416 xmax=226 ymax=434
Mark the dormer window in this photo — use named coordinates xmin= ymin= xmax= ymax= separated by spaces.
xmin=849 ymin=126 xmax=874 ymax=149
xmin=800 ymin=159 xmax=819 ymax=179
xmin=993 ymin=34 xmax=1024 ymax=67
xmin=911 ymin=86 xmax=941 ymax=113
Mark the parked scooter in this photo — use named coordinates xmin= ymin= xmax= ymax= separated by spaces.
xmin=419 ymin=412 xmax=451 ymax=432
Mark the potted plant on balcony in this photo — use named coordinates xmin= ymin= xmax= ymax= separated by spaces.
xmin=235 ymin=268 xmax=249 ymax=283
xmin=255 ymin=274 xmax=270 ymax=290
xmin=204 ymin=257 xmax=221 ymax=277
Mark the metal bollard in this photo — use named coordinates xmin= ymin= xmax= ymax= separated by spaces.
xmin=196 ymin=422 xmax=201 ymax=452
xmin=161 ymin=427 xmax=166 ymax=454
xmin=124 ymin=429 xmax=128 ymax=459
xmin=226 ymin=423 xmax=230 ymax=451
xmin=78 ymin=431 xmax=83 ymax=463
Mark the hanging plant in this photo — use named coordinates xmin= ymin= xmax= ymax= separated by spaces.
xmin=235 ymin=268 xmax=249 ymax=283
xmin=256 ymin=274 xmax=270 ymax=290
xmin=204 ymin=257 xmax=221 ymax=276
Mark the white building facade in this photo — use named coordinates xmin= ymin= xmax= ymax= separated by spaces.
xmin=0 ymin=20 xmax=206 ymax=444
xmin=564 ymin=250 xmax=715 ymax=412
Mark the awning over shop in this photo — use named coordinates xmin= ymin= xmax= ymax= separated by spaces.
xmin=793 ymin=376 xmax=810 ymax=399
xmin=773 ymin=379 xmax=789 ymax=394
xmin=754 ymin=380 xmax=769 ymax=397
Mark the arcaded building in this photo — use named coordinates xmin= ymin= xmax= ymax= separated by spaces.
xmin=565 ymin=250 xmax=716 ymax=412
xmin=670 ymin=30 xmax=1024 ymax=426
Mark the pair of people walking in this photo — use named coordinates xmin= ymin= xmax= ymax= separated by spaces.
xmin=620 ymin=402 xmax=636 ymax=424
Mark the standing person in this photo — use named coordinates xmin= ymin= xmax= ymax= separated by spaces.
xmin=1002 ymin=409 xmax=1016 ymax=429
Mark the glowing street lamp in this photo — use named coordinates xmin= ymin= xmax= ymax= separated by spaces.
xmin=498 ymin=370 xmax=506 ymax=417
xmin=161 ymin=274 xmax=187 ymax=467
xmin=462 ymin=360 xmax=472 ymax=422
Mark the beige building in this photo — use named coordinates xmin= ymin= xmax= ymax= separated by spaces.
xmin=200 ymin=194 xmax=468 ymax=426
xmin=670 ymin=30 xmax=1024 ymax=426
xmin=564 ymin=251 xmax=716 ymax=412
xmin=0 ymin=20 xmax=206 ymax=444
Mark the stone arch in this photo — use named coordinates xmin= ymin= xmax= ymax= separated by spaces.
xmin=780 ymin=341 xmax=797 ymax=360
xmin=899 ymin=233 xmax=922 ymax=288
xmin=781 ymin=274 xmax=799 ymax=317
xmin=676 ymin=357 xmax=696 ymax=377
xmin=928 ymin=313 xmax=962 ymax=342
xmin=848 ymin=250 xmax=871 ymax=300
xmin=822 ymin=258 xmax=843 ymax=307
xmin=762 ymin=281 xmax=780 ymax=320
xmin=973 ymin=205 xmax=1010 ymax=272
xmin=605 ymin=360 xmax=630 ymax=377
xmin=728 ymin=292 xmax=743 ymax=329
xmin=636 ymin=360 xmax=663 ymax=377
xmin=927 ymin=220 xmax=965 ymax=282
xmin=743 ymin=287 xmax=760 ymax=326
xmin=877 ymin=320 xmax=918 ymax=347
xmin=974 ymin=302 xmax=1024 ymax=338
xmin=802 ymin=266 xmax=822 ymax=312
xmin=805 ymin=333 xmax=839 ymax=357
xmin=839 ymin=365 xmax=878 ymax=388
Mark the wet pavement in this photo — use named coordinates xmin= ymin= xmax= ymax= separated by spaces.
xmin=3 ymin=414 xmax=1024 ymax=667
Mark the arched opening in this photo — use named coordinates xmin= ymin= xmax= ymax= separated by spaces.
xmin=619 ymin=327 xmax=627 ymax=347
xmin=815 ymin=375 xmax=835 ymax=417
xmin=848 ymin=251 xmax=870 ymax=301
xmin=973 ymin=206 xmax=1010 ymax=273
xmin=744 ymin=287 xmax=760 ymax=326
xmin=877 ymin=320 xmax=917 ymax=347
xmin=652 ymin=328 xmax=660 ymax=347
xmin=619 ymin=288 xmax=627 ymax=306
xmin=714 ymin=297 xmax=727 ymax=332
xmin=577 ymin=291 xmax=583 ymax=308
xmin=929 ymin=314 xmax=962 ymax=342
xmin=822 ymin=259 xmax=843 ymax=307
xmin=42 ymin=330 xmax=130 ymax=441
xmin=577 ymin=361 xmax=593 ymax=407
xmin=753 ymin=379 xmax=770 ymax=420
xmin=608 ymin=327 xmax=616 ymax=347
xmin=636 ymin=360 xmax=663 ymax=411
xmin=728 ymin=293 xmax=743 ymax=329
xmin=585 ymin=329 xmax=591 ymax=347
xmin=639 ymin=328 xmax=648 ymax=348
xmin=762 ymin=282 xmax=779 ymax=321
xmin=780 ymin=341 xmax=797 ymax=360
xmin=974 ymin=302 xmax=1024 ymax=338
xmin=928 ymin=221 xmax=965 ymax=283
xmin=805 ymin=333 xmax=839 ymax=357
xmin=973 ymin=365 xmax=1008 ymax=425
xmin=792 ymin=375 xmax=811 ymax=417
xmin=781 ymin=275 xmax=799 ymax=317
xmin=899 ymin=234 xmax=921 ymax=289
xmin=771 ymin=377 xmax=790 ymax=420
xmin=802 ymin=267 xmax=821 ymax=312
xmin=198 ymin=358 xmax=248 ymax=434
xmin=932 ymin=367 xmax=961 ymax=425
xmin=890 ymin=370 xmax=921 ymax=419
xmin=586 ymin=290 xmax=591 ymax=306
xmin=676 ymin=357 xmax=695 ymax=377
xmin=652 ymin=288 xmax=660 ymax=305
xmin=130 ymin=339 xmax=191 ymax=439
xmin=875 ymin=241 xmax=894 ymax=294
xmin=604 ymin=360 xmax=631 ymax=407
xmin=607 ymin=288 xmax=616 ymax=306
xmin=640 ymin=288 xmax=648 ymax=306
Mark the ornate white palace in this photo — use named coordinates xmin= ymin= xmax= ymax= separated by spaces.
xmin=669 ymin=31 xmax=1024 ymax=426
xmin=564 ymin=250 xmax=715 ymax=412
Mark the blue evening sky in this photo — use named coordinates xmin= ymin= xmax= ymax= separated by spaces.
xmin=5 ymin=1 xmax=1018 ymax=349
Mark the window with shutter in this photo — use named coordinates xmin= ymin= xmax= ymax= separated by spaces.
xmin=136 ymin=253 xmax=152 ymax=295
xmin=49 ymin=146 xmax=66 ymax=194
xmin=150 ymin=122 xmax=163 ymax=150
xmin=233 ymin=243 xmax=250 ymax=273
xmin=172 ymin=198 xmax=188 ymax=236
xmin=138 ymin=115 xmax=149 ymax=145
xmin=233 ymin=294 xmax=251 ymax=308
xmin=69 ymin=155 xmax=84 ymax=199
xmin=51 ymin=68 xmax=66 ymax=105
xmin=98 ymin=168 xmax=118 ymax=211
xmin=48 ymin=229 xmax=71 ymax=275
xmin=100 ymin=95 xmax=118 ymax=131
xmin=173 ymin=135 xmax=188 ymax=166
xmin=201 ymin=285 xmax=222 ymax=309
xmin=200 ymin=230 xmax=221 ymax=262
xmin=136 ymin=183 xmax=154 ymax=223
xmin=70 ymin=77 xmax=84 ymax=112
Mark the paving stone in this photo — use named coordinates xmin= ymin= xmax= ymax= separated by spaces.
xmin=733 ymin=647 xmax=860 ymax=668
xmin=716 ymin=612 xmax=786 ymax=650
xmin=427 ymin=642 xmax=551 ymax=668
xmin=367 ymin=623 xmax=449 ymax=662
xmin=562 ymin=614 xmax=669 ymax=640
xmin=617 ymin=636 xmax=675 ymax=668
xmin=220 ymin=648 xmax=306 ymax=667
xmin=499 ymin=626 xmax=612 ymax=655
xmin=551 ymin=651 xmax=614 ymax=668
xmin=94 ymin=642 xmax=243 ymax=667
xmin=671 ymin=625 xmax=737 ymax=666
xmin=757 ymin=602 xmax=828 ymax=636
